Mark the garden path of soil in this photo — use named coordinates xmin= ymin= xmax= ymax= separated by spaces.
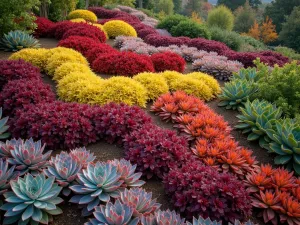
xmin=0 ymin=38 xmax=272 ymax=225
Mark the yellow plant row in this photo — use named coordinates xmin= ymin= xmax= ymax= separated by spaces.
xmin=9 ymin=48 xmax=221 ymax=107
xmin=67 ymin=9 xmax=137 ymax=38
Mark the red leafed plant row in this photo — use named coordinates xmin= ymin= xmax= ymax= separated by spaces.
xmin=1 ymin=59 xmax=300 ymax=224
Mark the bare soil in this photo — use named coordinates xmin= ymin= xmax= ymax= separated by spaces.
xmin=0 ymin=38 xmax=269 ymax=224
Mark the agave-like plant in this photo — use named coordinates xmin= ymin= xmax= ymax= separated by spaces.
xmin=119 ymin=188 xmax=161 ymax=217
xmin=218 ymin=79 xmax=257 ymax=110
xmin=0 ymin=30 xmax=40 ymax=52
xmin=186 ymin=217 xmax=221 ymax=225
xmin=1 ymin=173 xmax=63 ymax=225
xmin=266 ymin=118 xmax=300 ymax=174
xmin=110 ymin=159 xmax=145 ymax=188
xmin=69 ymin=147 xmax=96 ymax=168
xmin=235 ymin=99 xmax=282 ymax=150
xmin=140 ymin=210 xmax=185 ymax=225
xmin=232 ymin=67 xmax=261 ymax=82
xmin=69 ymin=161 xmax=123 ymax=216
xmin=85 ymin=199 xmax=139 ymax=225
xmin=7 ymin=138 xmax=52 ymax=175
xmin=44 ymin=151 xmax=82 ymax=196
xmin=0 ymin=108 xmax=10 ymax=139
xmin=0 ymin=158 xmax=17 ymax=194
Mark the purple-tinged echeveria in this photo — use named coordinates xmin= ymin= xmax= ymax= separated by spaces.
xmin=0 ymin=158 xmax=17 ymax=194
xmin=140 ymin=210 xmax=185 ymax=225
xmin=69 ymin=147 xmax=96 ymax=169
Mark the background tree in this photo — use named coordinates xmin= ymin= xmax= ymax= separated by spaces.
xmin=279 ymin=6 xmax=300 ymax=52
xmin=155 ymin=0 xmax=174 ymax=15
xmin=173 ymin=0 xmax=182 ymax=14
xmin=217 ymin=0 xmax=261 ymax=11
xmin=200 ymin=1 xmax=213 ymax=19
xmin=264 ymin=0 xmax=300 ymax=33
xmin=247 ymin=20 xmax=260 ymax=40
xmin=184 ymin=0 xmax=202 ymax=16
xmin=207 ymin=5 xmax=235 ymax=31
xmin=49 ymin=0 xmax=78 ymax=21
xmin=234 ymin=0 xmax=255 ymax=33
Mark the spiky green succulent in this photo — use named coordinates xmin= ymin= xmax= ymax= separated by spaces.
xmin=85 ymin=199 xmax=139 ymax=225
xmin=1 ymin=173 xmax=63 ymax=225
xmin=266 ymin=118 xmax=300 ymax=174
xmin=69 ymin=161 xmax=124 ymax=216
xmin=0 ymin=108 xmax=10 ymax=139
xmin=232 ymin=68 xmax=261 ymax=82
xmin=236 ymin=99 xmax=282 ymax=149
xmin=44 ymin=151 xmax=82 ymax=196
xmin=119 ymin=188 xmax=161 ymax=217
xmin=7 ymin=138 xmax=52 ymax=175
xmin=69 ymin=147 xmax=96 ymax=168
xmin=140 ymin=210 xmax=185 ymax=225
xmin=0 ymin=159 xmax=17 ymax=194
xmin=0 ymin=30 xmax=40 ymax=52
xmin=110 ymin=159 xmax=145 ymax=188
xmin=218 ymin=79 xmax=257 ymax=110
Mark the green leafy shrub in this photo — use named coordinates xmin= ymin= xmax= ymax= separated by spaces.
xmin=275 ymin=46 xmax=300 ymax=60
xmin=209 ymin=27 xmax=242 ymax=51
xmin=170 ymin=20 xmax=211 ymax=39
xmin=254 ymin=60 xmax=300 ymax=117
xmin=0 ymin=0 xmax=40 ymax=35
xmin=240 ymin=35 xmax=267 ymax=51
xmin=157 ymin=14 xmax=189 ymax=31
xmin=207 ymin=5 xmax=235 ymax=31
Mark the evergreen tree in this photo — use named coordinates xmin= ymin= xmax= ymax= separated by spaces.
xmin=217 ymin=0 xmax=261 ymax=11
xmin=184 ymin=0 xmax=202 ymax=16
xmin=234 ymin=0 xmax=255 ymax=33
xmin=173 ymin=0 xmax=182 ymax=13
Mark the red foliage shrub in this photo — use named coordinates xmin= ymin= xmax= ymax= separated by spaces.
xmin=0 ymin=60 xmax=40 ymax=91
xmin=34 ymin=16 xmax=55 ymax=38
xmin=163 ymin=162 xmax=252 ymax=221
xmin=92 ymin=103 xmax=152 ymax=144
xmin=246 ymin=165 xmax=300 ymax=225
xmin=123 ymin=123 xmax=193 ymax=179
xmin=62 ymin=24 xmax=106 ymax=43
xmin=188 ymin=38 xmax=231 ymax=55
xmin=57 ymin=36 xmax=99 ymax=56
xmin=85 ymin=43 xmax=118 ymax=63
xmin=52 ymin=21 xmax=74 ymax=39
xmin=92 ymin=52 xmax=154 ymax=76
xmin=144 ymin=34 xmax=186 ymax=47
xmin=0 ymin=79 xmax=55 ymax=116
xmin=11 ymin=102 xmax=98 ymax=150
xmin=88 ymin=7 xmax=119 ymax=19
xmin=151 ymin=52 xmax=186 ymax=72
xmin=137 ymin=28 xmax=158 ymax=39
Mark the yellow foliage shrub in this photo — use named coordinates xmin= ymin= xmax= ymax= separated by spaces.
xmin=159 ymin=71 xmax=181 ymax=88
xmin=171 ymin=77 xmax=214 ymax=101
xmin=97 ymin=77 xmax=147 ymax=107
xmin=54 ymin=63 xmax=94 ymax=81
xmin=46 ymin=52 xmax=88 ymax=76
xmin=92 ymin=23 xmax=109 ymax=39
xmin=103 ymin=20 xmax=137 ymax=38
xmin=133 ymin=72 xmax=169 ymax=100
xmin=9 ymin=48 xmax=49 ymax=71
xmin=57 ymin=72 xmax=100 ymax=90
xmin=70 ymin=18 xmax=87 ymax=23
xmin=67 ymin=10 xmax=97 ymax=22
xmin=186 ymin=72 xmax=221 ymax=96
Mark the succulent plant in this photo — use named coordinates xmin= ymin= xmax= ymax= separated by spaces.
xmin=230 ymin=220 xmax=256 ymax=225
xmin=236 ymin=99 xmax=282 ymax=149
xmin=186 ymin=216 xmax=221 ymax=225
xmin=69 ymin=147 xmax=96 ymax=168
xmin=1 ymin=173 xmax=63 ymax=225
xmin=232 ymin=67 xmax=261 ymax=82
xmin=140 ymin=210 xmax=185 ymax=225
xmin=69 ymin=161 xmax=123 ymax=216
xmin=85 ymin=199 xmax=139 ymax=225
xmin=0 ymin=108 xmax=10 ymax=139
xmin=44 ymin=151 xmax=82 ymax=196
xmin=110 ymin=159 xmax=145 ymax=188
xmin=266 ymin=118 xmax=300 ymax=174
xmin=218 ymin=79 xmax=257 ymax=110
xmin=0 ymin=30 xmax=40 ymax=52
xmin=7 ymin=138 xmax=52 ymax=175
xmin=0 ymin=158 xmax=17 ymax=194
xmin=0 ymin=139 xmax=21 ymax=159
xmin=119 ymin=188 xmax=161 ymax=217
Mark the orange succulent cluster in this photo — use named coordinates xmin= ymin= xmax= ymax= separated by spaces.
xmin=151 ymin=91 xmax=258 ymax=178
xmin=246 ymin=165 xmax=300 ymax=225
